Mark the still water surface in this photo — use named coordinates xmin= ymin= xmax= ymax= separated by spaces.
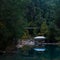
xmin=0 ymin=45 xmax=60 ymax=60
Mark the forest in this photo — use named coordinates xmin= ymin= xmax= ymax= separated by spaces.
xmin=0 ymin=0 xmax=60 ymax=50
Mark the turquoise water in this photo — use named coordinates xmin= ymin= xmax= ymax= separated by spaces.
xmin=0 ymin=45 xmax=60 ymax=60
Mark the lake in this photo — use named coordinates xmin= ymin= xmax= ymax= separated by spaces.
xmin=0 ymin=45 xmax=60 ymax=60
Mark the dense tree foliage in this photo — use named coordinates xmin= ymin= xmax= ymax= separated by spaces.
xmin=0 ymin=0 xmax=60 ymax=50
xmin=0 ymin=0 xmax=27 ymax=50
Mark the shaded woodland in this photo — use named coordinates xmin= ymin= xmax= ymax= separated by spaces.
xmin=0 ymin=0 xmax=60 ymax=50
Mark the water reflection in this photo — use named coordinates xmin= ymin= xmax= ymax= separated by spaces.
xmin=0 ymin=45 xmax=60 ymax=60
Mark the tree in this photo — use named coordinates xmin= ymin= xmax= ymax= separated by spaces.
xmin=48 ymin=22 xmax=58 ymax=42
xmin=40 ymin=21 xmax=49 ymax=36
xmin=0 ymin=0 xmax=27 ymax=50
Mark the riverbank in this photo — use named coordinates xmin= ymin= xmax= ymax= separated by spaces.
xmin=0 ymin=42 xmax=60 ymax=54
xmin=16 ymin=42 xmax=60 ymax=49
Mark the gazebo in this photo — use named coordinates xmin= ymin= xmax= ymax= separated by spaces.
xmin=34 ymin=36 xmax=46 ymax=51
xmin=34 ymin=36 xmax=46 ymax=46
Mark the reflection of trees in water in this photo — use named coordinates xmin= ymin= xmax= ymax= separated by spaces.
xmin=36 ymin=45 xmax=60 ymax=60
xmin=48 ymin=45 xmax=56 ymax=60
xmin=0 ymin=45 xmax=60 ymax=60
xmin=23 ymin=45 xmax=60 ymax=60
xmin=45 ymin=45 xmax=60 ymax=60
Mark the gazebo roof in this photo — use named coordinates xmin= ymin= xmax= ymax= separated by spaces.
xmin=34 ymin=36 xmax=46 ymax=40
